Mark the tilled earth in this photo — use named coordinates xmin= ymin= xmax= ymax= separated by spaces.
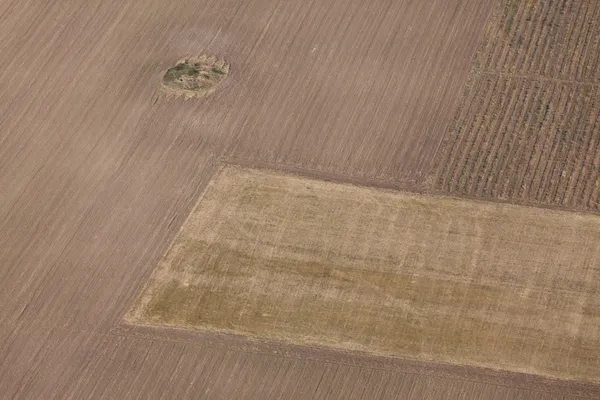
xmin=2 ymin=0 xmax=599 ymax=398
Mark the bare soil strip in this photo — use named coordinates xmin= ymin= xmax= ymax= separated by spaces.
xmin=128 ymin=166 xmax=600 ymax=384
xmin=111 ymin=324 xmax=600 ymax=399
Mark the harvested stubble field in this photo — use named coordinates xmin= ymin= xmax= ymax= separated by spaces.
xmin=2 ymin=0 xmax=600 ymax=398
xmin=434 ymin=0 xmax=600 ymax=211
xmin=129 ymin=166 xmax=600 ymax=384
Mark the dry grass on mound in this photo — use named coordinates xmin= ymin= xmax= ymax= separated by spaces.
xmin=160 ymin=55 xmax=229 ymax=99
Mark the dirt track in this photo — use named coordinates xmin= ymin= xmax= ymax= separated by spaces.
xmin=1 ymin=0 xmax=599 ymax=399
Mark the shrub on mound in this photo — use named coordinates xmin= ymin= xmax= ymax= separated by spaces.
xmin=161 ymin=55 xmax=229 ymax=99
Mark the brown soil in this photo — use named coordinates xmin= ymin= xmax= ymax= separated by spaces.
xmin=2 ymin=0 xmax=599 ymax=398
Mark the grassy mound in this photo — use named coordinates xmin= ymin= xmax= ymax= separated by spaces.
xmin=161 ymin=55 xmax=229 ymax=99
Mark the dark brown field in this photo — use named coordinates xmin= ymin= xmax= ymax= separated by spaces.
xmin=1 ymin=0 xmax=599 ymax=399
xmin=434 ymin=0 xmax=600 ymax=211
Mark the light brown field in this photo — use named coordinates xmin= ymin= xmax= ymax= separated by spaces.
xmin=129 ymin=166 xmax=600 ymax=383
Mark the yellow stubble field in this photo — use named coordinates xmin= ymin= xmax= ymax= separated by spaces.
xmin=127 ymin=165 xmax=600 ymax=383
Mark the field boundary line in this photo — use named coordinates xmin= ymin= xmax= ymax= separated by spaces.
xmin=219 ymin=157 xmax=428 ymax=192
xmin=477 ymin=69 xmax=600 ymax=87
xmin=221 ymin=156 xmax=600 ymax=215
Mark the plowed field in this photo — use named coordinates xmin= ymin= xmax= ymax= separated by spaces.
xmin=3 ymin=0 xmax=600 ymax=398
xmin=434 ymin=0 xmax=600 ymax=211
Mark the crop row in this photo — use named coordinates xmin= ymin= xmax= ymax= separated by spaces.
xmin=476 ymin=0 xmax=600 ymax=81
xmin=435 ymin=75 xmax=600 ymax=210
